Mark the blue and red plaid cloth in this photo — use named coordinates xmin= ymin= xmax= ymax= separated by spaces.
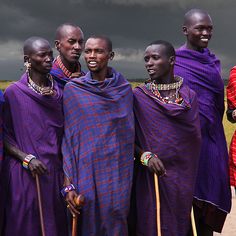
xmin=62 ymin=68 xmax=134 ymax=235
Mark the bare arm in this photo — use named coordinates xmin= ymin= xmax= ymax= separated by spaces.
xmin=4 ymin=140 xmax=48 ymax=177
xmin=135 ymin=143 xmax=166 ymax=176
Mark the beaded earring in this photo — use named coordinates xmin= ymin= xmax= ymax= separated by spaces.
xmin=24 ymin=61 xmax=31 ymax=72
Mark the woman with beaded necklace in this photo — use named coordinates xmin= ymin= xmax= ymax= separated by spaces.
xmin=0 ymin=37 xmax=68 ymax=236
xmin=129 ymin=40 xmax=201 ymax=236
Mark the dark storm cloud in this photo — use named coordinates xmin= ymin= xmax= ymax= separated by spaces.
xmin=0 ymin=0 xmax=236 ymax=79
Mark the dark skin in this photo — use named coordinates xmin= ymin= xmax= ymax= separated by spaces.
xmin=64 ymin=37 xmax=115 ymax=215
xmin=5 ymin=38 xmax=53 ymax=177
xmin=183 ymin=10 xmax=214 ymax=236
xmin=55 ymin=24 xmax=84 ymax=78
xmin=84 ymin=37 xmax=114 ymax=81
xmin=183 ymin=10 xmax=213 ymax=52
xmin=144 ymin=44 xmax=176 ymax=100
xmin=137 ymin=43 xmax=179 ymax=176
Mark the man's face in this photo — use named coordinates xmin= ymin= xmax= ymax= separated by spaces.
xmin=84 ymin=38 xmax=113 ymax=73
xmin=183 ymin=13 xmax=213 ymax=51
xmin=55 ymin=26 xmax=84 ymax=64
xmin=27 ymin=40 xmax=53 ymax=74
xmin=144 ymin=44 xmax=172 ymax=81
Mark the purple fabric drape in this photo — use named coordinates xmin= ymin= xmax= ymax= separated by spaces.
xmin=131 ymin=83 xmax=201 ymax=236
xmin=175 ymin=45 xmax=231 ymax=214
xmin=1 ymin=73 xmax=67 ymax=236
xmin=50 ymin=60 xmax=85 ymax=89
xmin=62 ymin=68 xmax=134 ymax=236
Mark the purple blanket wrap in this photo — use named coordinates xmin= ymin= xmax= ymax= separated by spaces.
xmin=62 ymin=68 xmax=134 ymax=236
xmin=50 ymin=60 xmax=85 ymax=89
xmin=175 ymin=45 xmax=231 ymax=214
xmin=1 ymin=73 xmax=67 ymax=236
xmin=131 ymin=83 xmax=201 ymax=236
xmin=0 ymin=90 xmax=4 ymax=173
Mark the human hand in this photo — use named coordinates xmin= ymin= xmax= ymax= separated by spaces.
xmin=148 ymin=157 xmax=166 ymax=176
xmin=28 ymin=159 xmax=48 ymax=177
xmin=66 ymin=190 xmax=81 ymax=216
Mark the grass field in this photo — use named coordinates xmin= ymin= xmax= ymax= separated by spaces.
xmin=0 ymin=80 xmax=234 ymax=147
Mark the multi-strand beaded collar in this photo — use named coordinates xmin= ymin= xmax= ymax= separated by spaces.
xmin=28 ymin=72 xmax=54 ymax=95
xmin=145 ymin=76 xmax=183 ymax=104
xmin=56 ymin=55 xmax=83 ymax=78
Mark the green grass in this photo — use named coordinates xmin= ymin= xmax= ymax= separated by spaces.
xmin=0 ymin=80 xmax=234 ymax=147
xmin=0 ymin=81 xmax=14 ymax=91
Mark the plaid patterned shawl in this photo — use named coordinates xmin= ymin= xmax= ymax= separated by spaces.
xmin=62 ymin=68 xmax=134 ymax=235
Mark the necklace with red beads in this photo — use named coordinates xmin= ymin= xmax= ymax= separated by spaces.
xmin=146 ymin=76 xmax=183 ymax=104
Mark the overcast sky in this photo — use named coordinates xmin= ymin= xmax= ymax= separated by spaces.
xmin=0 ymin=0 xmax=235 ymax=80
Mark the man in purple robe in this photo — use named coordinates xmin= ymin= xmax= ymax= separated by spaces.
xmin=62 ymin=36 xmax=134 ymax=235
xmin=0 ymin=90 xmax=4 ymax=173
xmin=1 ymin=37 xmax=67 ymax=236
xmin=129 ymin=40 xmax=201 ymax=236
xmin=174 ymin=9 xmax=231 ymax=235
xmin=51 ymin=23 xmax=85 ymax=89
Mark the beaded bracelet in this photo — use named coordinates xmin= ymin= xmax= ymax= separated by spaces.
xmin=22 ymin=154 xmax=37 ymax=169
xmin=140 ymin=152 xmax=158 ymax=166
xmin=61 ymin=184 xmax=76 ymax=197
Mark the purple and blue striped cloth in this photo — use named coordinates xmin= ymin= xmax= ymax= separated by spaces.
xmin=62 ymin=68 xmax=134 ymax=236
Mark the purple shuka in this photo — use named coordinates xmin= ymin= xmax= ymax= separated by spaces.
xmin=50 ymin=59 xmax=85 ymax=89
xmin=1 ymin=73 xmax=68 ymax=236
xmin=62 ymin=68 xmax=134 ymax=236
xmin=0 ymin=90 xmax=4 ymax=173
xmin=131 ymin=83 xmax=201 ymax=236
xmin=175 ymin=46 xmax=231 ymax=219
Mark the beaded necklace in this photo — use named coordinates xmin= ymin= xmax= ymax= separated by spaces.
xmin=28 ymin=72 xmax=54 ymax=95
xmin=146 ymin=76 xmax=183 ymax=104
xmin=56 ymin=56 xmax=83 ymax=78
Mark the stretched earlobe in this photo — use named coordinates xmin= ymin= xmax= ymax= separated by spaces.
xmin=182 ymin=26 xmax=188 ymax=35
xmin=109 ymin=52 xmax=115 ymax=60
xmin=169 ymin=56 xmax=175 ymax=66
xmin=55 ymin=40 xmax=60 ymax=51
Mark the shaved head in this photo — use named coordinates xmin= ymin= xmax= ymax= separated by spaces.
xmin=184 ymin=9 xmax=212 ymax=27
xmin=55 ymin=23 xmax=84 ymax=40
xmin=23 ymin=36 xmax=50 ymax=55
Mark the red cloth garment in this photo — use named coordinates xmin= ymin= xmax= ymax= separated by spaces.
xmin=227 ymin=66 xmax=236 ymax=186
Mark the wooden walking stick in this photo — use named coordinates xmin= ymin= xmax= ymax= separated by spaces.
xmin=35 ymin=174 xmax=46 ymax=236
xmin=191 ymin=207 xmax=197 ymax=236
xmin=71 ymin=194 xmax=85 ymax=236
xmin=154 ymin=174 xmax=161 ymax=236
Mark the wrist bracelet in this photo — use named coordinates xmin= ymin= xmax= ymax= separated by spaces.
xmin=232 ymin=109 xmax=236 ymax=120
xmin=61 ymin=184 xmax=76 ymax=197
xmin=22 ymin=154 xmax=37 ymax=169
xmin=140 ymin=152 xmax=158 ymax=166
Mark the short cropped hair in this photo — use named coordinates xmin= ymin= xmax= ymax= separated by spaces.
xmin=55 ymin=23 xmax=83 ymax=40
xmin=148 ymin=40 xmax=175 ymax=58
xmin=87 ymin=35 xmax=113 ymax=52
